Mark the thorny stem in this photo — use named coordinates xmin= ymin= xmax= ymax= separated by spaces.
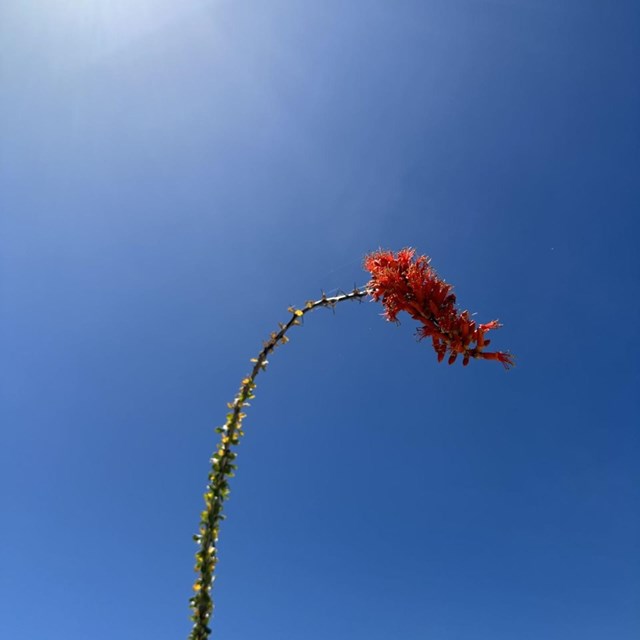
xmin=188 ymin=287 xmax=369 ymax=640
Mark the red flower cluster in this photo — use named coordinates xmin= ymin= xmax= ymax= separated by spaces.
xmin=364 ymin=248 xmax=514 ymax=368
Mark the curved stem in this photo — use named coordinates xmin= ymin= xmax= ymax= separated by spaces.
xmin=188 ymin=287 xmax=369 ymax=639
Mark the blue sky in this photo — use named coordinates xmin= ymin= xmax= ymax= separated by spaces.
xmin=1 ymin=1 xmax=639 ymax=638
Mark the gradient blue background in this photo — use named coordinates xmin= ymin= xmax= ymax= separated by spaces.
xmin=2 ymin=2 xmax=639 ymax=639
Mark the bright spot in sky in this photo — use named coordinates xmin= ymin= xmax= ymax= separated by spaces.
xmin=41 ymin=0 xmax=193 ymax=66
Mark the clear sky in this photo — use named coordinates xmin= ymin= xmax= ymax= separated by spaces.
xmin=1 ymin=1 xmax=639 ymax=639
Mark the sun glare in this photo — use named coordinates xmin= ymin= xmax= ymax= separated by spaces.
xmin=55 ymin=0 xmax=186 ymax=62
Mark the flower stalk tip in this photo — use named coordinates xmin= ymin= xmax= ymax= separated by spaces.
xmin=364 ymin=248 xmax=514 ymax=369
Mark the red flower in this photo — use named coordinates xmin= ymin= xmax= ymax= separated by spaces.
xmin=364 ymin=248 xmax=514 ymax=369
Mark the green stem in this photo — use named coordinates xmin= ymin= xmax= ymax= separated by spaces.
xmin=188 ymin=287 xmax=369 ymax=639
